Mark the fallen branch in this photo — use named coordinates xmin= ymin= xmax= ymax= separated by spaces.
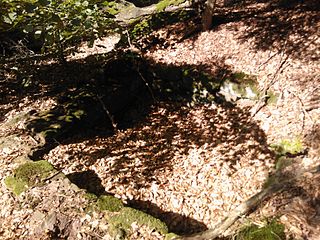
xmin=96 ymin=94 xmax=118 ymax=132
xmin=251 ymin=49 xmax=289 ymax=118
xmin=175 ymin=164 xmax=320 ymax=240
xmin=287 ymin=89 xmax=315 ymax=133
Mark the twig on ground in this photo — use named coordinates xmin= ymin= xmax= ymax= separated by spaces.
xmin=96 ymin=94 xmax=118 ymax=133
xmin=125 ymin=29 xmax=141 ymax=54
xmin=257 ymin=51 xmax=280 ymax=71
xmin=251 ymin=50 xmax=289 ymax=118
xmin=137 ymin=68 xmax=156 ymax=102
xmin=176 ymin=164 xmax=320 ymax=240
xmin=287 ymin=89 xmax=314 ymax=133
xmin=42 ymin=171 xmax=63 ymax=182
xmin=124 ymin=29 xmax=156 ymax=102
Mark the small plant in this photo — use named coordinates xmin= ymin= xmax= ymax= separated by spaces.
xmin=270 ymin=138 xmax=305 ymax=157
xmin=1 ymin=0 xmax=118 ymax=60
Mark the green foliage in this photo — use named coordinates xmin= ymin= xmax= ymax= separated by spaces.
xmin=188 ymin=69 xmax=219 ymax=105
xmin=1 ymin=0 xmax=118 ymax=59
xmin=236 ymin=219 xmax=286 ymax=240
xmin=266 ymin=91 xmax=278 ymax=105
xmin=165 ymin=233 xmax=180 ymax=239
xmin=131 ymin=19 xmax=151 ymax=39
xmin=224 ymin=72 xmax=260 ymax=100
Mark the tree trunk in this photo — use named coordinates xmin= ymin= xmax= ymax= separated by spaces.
xmin=202 ymin=0 xmax=217 ymax=30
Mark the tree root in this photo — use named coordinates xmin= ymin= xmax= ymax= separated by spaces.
xmin=176 ymin=164 xmax=320 ymax=240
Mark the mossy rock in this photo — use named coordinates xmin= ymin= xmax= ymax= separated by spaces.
xmin=236 ymin=219 xmax=285 ymax=240
xmin=165 ymin=232 xmax=180 ymax=239
xmin=97 ymin=195 xmax=124 ymax=212
xmin=4 ymin=160 xmax=56 ymax=195
xmin=156 ymin=0 xmax=186 ymax=11
xmin=108 ymin=207 xmax=168 ymax=238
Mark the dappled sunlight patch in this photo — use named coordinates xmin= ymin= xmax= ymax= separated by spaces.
xmin=44 ymin=102 xmax=275 ymax=233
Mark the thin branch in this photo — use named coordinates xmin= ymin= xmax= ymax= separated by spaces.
xmin=175 ymin=164 xmax=320 ymax=240
xmin=124 ymin=29 xmax=156 ymax=102
xmin=137 ymin=68 xmax=156 ymax=103
xmin=251 ymin=50 xmax=289 ymax=118
xmin=96 ymin=94 xmax=118 ymax=133
xmin=287 ymin=89 xmax=314 ymax=133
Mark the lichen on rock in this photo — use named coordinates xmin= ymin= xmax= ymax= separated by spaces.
xmin=4 ymin=160 xmax=56 ymax=195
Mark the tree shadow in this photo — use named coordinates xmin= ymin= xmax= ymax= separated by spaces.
xmin=2 ymin=51 xmax=276 ymax=235
xmin=205 ymin=0 xmax=319 ymax=62
xmin=66 ymin=169 xmax=107 ymax=196
xmin=127 ymin=198 xmax=208 ymax=235
xmin=126 ymin=0 xmax=161 ymax=7
xmin=65 ymin=168 xmax=209 ymax=235
xmin=24 ymin=55 xmax=232 ymax=158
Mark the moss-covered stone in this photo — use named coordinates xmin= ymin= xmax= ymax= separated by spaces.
xmin=97 ymin=195 xmax=124 ymax=212
xmin=108 ymin=207 xmax=168 ymax=238
xmin=84 ymin=193 xmax=98 ymax=201
xmin=236 ymin=219 xmax=285 ymax=240
xmin=4 ymin=176 xmax=28 ymax=195
xmin=156 ymin=0 xmax=186 ymax=12
xmin=165 ymin=232 xmax=180 ymax=239
xmin=219 ymin=72 xmax=260 ymax=101
xmin=4 ymin=160 xmax=56 ymax=195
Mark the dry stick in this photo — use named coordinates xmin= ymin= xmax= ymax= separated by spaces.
xmin=125 ymin=29 xmax=141 ymax=54
xmin=125 ymin=30 xmax=156 ymax=102
xmin=137 ymin=68 xmax=156 ymax=103
xmin=176 ymin=164 xmax=320 ymax=240
xmin=287 ymin=89 xmax=314 ymax=133
xmin=251 ymin=52 xmax=289 ymax=118
xmin=176 ymin=184 xmax=281 ymax=240
xmin=96 ymin=94 xmax=118 ymax=132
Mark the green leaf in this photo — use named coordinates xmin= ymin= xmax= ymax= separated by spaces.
xmin=3 ymin=12 xmax=17 ymax=24
xmin=8 ymin=12 xmax=17 ymax=21
xmin=23 ymin=24 xmax=34 ymax=33
xmin=25 ymin=3 xmax=37 ymax=13
xmin=85 ymin=8 xmax=93 ymax=15
xmin=87 ymin=39 xmax=94 ymax=48
xmin=82 ymin=1 xmax=89 ymax=7
xmin=51 ymin=14 xmax=61 ymax=22
xmin=38 ymin=0 xmax=50 ymax=6
xmin=34 ymin=30 xmax=42 ymax=39
xmin=71 ymin=18 xmax=81 ymax=26
xmin=3 ymin=16 xmax=13 ymax=24
xmin=84 ymin=20 xmax=92 ymax=29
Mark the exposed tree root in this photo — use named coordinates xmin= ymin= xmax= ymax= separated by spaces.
xmin=176 ymin=164 xmax=320 ymax=240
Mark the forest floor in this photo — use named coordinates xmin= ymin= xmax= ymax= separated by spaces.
xmin=1 ymin=1 xmax=319 ymax=240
